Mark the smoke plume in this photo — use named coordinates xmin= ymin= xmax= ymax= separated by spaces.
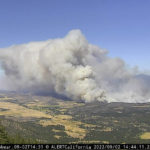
xmin=0 ymin=30 xmax=150 ymax=103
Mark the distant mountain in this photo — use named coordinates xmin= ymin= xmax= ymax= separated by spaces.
xmin=136 ymin=74 xmax=150 ymax=81
xmin=135 ymin=74 xmax=150 ymax=97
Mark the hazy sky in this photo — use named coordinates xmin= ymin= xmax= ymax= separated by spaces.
xmin=0 ymin=0 xmax=150 ymax=72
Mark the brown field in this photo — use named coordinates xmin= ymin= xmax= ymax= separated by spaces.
xmin=39 ymin=115 xmax=86 ymax=139
xmin=0 ymin=101 xmax=52 ymax=119
xmin=140 ymin=132 xmax=150 ymax=139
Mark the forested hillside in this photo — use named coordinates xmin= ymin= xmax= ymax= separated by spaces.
xmin=0 ymin=120 xmax=37 ymax=144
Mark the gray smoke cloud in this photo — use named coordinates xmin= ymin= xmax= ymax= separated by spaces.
xmin=0 ymin=30 xmax=150 ymax=103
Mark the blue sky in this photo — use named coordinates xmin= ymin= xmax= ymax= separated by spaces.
xmin=0 ymin=0 xmax=150 ymax=72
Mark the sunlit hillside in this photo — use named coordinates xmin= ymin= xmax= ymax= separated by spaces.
xmin=0 ymin=91 xmax=150 ymax=144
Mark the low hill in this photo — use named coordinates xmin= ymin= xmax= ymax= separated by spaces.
xmin=0 ymin=92 xmax=150 ymax=144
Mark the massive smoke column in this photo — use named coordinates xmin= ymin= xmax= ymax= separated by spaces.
xmin=0 ymin=30 xmax=150 ymax=103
